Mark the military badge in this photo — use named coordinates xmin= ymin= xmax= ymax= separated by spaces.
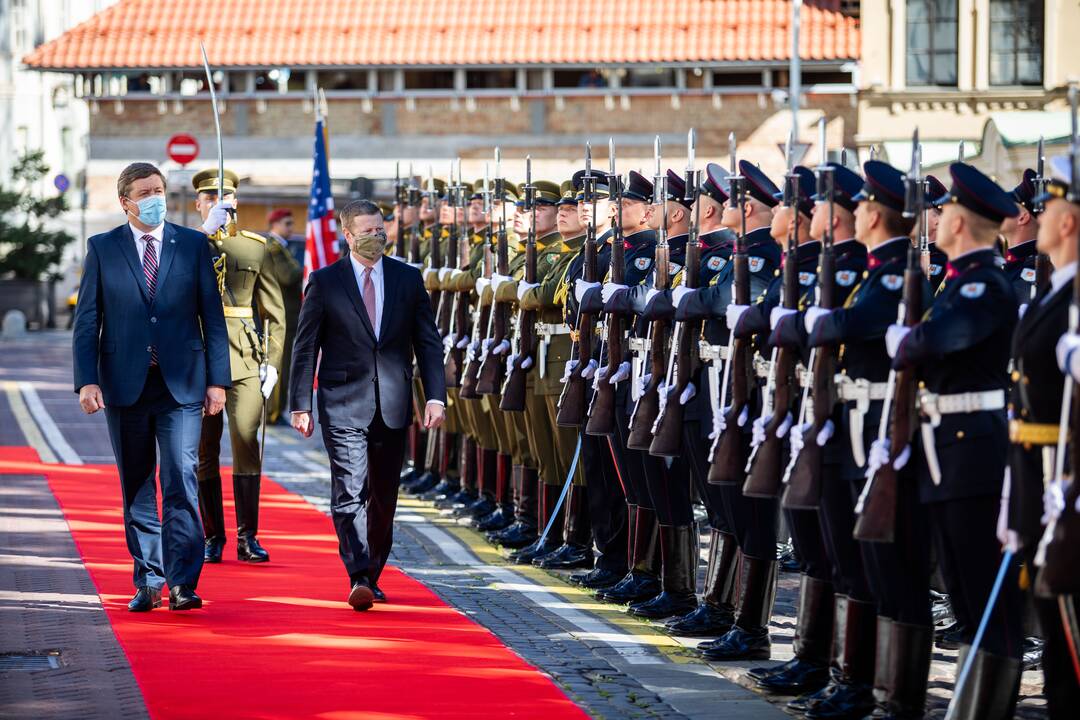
xmin=748 ymin=256 xmax=765 ymax=273
xmin=799 ymin=271 xmax=816 ymax=286
xmin=1021 ymin=268 xmax=1036 ymax=283
xmin=928 ymin=264 xmax=942 ymax=276
xmin=835 ymin=270 xmax=857 ymax=286
xmin=634 ymin=257 xmax=652 ymax=271
xmin=707 ymin=256 xmax=726 ymax=272
xmin=669 ymin=263 xmax=682 ymax=276
xmin=881 ymin=274 xmax=903 ymax=291
xmin=959 ymin=282 xmax=986 ymax=299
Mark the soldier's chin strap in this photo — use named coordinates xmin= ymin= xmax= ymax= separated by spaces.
xmin=535 ymin=435 xmax=581 ymax=547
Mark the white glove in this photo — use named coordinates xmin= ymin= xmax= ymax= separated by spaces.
xmin=491 ymin=339 xmax=511 ymax=356
xmin=996 ymin=468 xmax=1019 ymax=553
xmin=775 ymin=412 xmax=794 ymax=438
xmin=866 ymin=437 xmax=890 ymax=478
xmin=259 ymin=364 xmax=278 ymax=399
xmin=726 ymin=303 xmax=749 ymax=330
xmin=456 ymin=335 xmax=470 ymax=350
xmin=709 ymin=412 xmax=727 ymax=440
xmin=438 ymin=267 xmax=453 ymax=283
xmin=601 ymin=282 xmax=629 ymax=303
xmin=672 ymin=286 xmax=692 ymax=308
xmin=596 ymin=364 xmax=611 ymax=382
xmin=751 ymin=415 xmax=770 ymax=448
xmin=480 ymin=337 xmax=494 ymax=358
xmin=679 ymin=382 xmax=696 ymax=405
xmin=645 ymin=288 xmax=661 ymax=305
xmin=516 ymin=281 xmax=539 ymax=301
xmin=737 ymin=405 xmax=750 ymax=427
xmin=490 ymin=273 xmax=514 ymax=295
xmin=790 ymin=422 xmax=811 ymax=454
xmin=200 ymin=200 xmax=234 ymax=235
xmin=443 ymin=333 xmax=455 ymax=352
xmin=506 ymin=353 xmax=534 ymax=372
xmin=561 ymin=359 xmax=579 ymax=383
xmin=608 ymin=361 xmax=631 ymax=385
xmin=635 ymin=372 xmax=652 ymax=400
xmin=466 ymin=340 xmax=480 ymax=361
xmin=770 ymin=307 xmax=797 ymax=330
xmin=1042 ymin=482 xmax=1066 ymax=525
xmin=1018 ymin=303 xmax=1028 ymax=319
xmin=1055 ymin=333 xmax=1080 ymax=380
xmin=580 ymin=359 xmax=599 ymax=380
xmin=575 ymin=279 xmax=601 ymax=303
xmin=804 ymin=306 xmax=831 ymax=334
xmin=475 ymin=277 xmax=491 ymax=296
xmin=885 ymin=324 xmax=910 ymax=359
xmin=520 ymin=355 xmax=533 ymax=370
xmin=815 ymin=419 xmax=835 ymax=447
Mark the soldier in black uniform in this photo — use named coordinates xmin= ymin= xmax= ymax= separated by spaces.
xmin=1001 ymin=168 xmax=1041 ymax=306
xmin=923 ymin=175 xmax=949 ymax=294
xmin=804 ymin=161 xmax=933 ymax=719
xmin=571 ymin=170 xmax=658 ymax=592
xmin=888 ymin=163 xmax=1025 ymax=719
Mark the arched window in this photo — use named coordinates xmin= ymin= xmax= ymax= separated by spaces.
xmin=906 ymin=0 xmax=958 ymax=87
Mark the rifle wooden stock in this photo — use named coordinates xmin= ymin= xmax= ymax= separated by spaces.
xmin=627 ymin=326 xmax=664 ymax=449
xmin=853 ymin=262 xmax=923 ymax=543
xmin=458 ymin=304 xmax=488 ymax=399
xmin=742 ymin=350 xmax=795 ymax=497
xmin=556 ymin=315 xmax=593 ymax=426
xmin=708 ymin=252 xmax=753 ymax=485
xmin=585 ymin=221 xmax=626 ymax=436
xmin=477 ymin=216 xmax=510 ymax=395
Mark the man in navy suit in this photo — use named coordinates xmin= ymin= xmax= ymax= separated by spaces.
xmin=73 ymin=162 xmax=231 ymax=612
xmin=290 ymin=199 xmax=446 ymax=611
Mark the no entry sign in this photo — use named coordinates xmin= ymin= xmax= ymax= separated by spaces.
xmin=166 ymin=133 xmax=200 ymax=166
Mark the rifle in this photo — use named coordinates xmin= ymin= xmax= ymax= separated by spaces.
xmin=1032 ymin=136 xmax=1052 ymax=299
xmin=444 ymin=161 xmax=468 ymax=388
xmin=585 ymin=138 xmax=629 ymax=436
xmin=743 ymin=133 xmax=801 ymax=498
xmin=394 ymin=162 xmax=407 ymax=259
xmin=500 ymin=156 xmax=538 ymax=411
xmin=651 ymin=129 xmax=702 ymax=457
xmin=627 ymin=137 xmax=669 ymax=448
xmin=428 ymin=167 xmax=446 ymax=319
xmin=853 ymin=129 xmax=925 ymax=543
xmin=459 ymin=163 xmax=494 ymax=400
xmin=408 ymin=165 xmax=422 ymax=265
xmin=783 ymin=118 xmax=835 ymax=509
xmin=708 ymin=133 xmax=753 ymax=484
xmin=476 ymin=149 xmax=511 ymax=395
xmin=556 ymin=143 xmax=599 ymax=426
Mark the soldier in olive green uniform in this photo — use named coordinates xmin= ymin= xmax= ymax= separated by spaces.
xmin=192 ymin=169 xmax=286 ymax=565
xmin=263 ymin=214 xmax=303 ymax=424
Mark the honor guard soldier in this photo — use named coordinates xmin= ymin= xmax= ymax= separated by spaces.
xmin=192 ymin=168 xmax=286 ymax=564
xmin=1001 ymin=168 xmax=1041 ymax=305
xmin=923 ymin=175 xmax=950 ymax=293
xmin=887 ymin=162 xmax=1025 ymax=719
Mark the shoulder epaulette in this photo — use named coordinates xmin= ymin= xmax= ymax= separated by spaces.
xmin=240 ymin=230 xmax=268 ymax=244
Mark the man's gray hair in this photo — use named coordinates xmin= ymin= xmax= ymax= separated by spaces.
xmin=339 ymin=199 xmax=382 ymax=231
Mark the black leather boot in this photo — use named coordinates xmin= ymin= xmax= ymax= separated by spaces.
xmin=597 ymin=506 xmax=661 ymax=604
xmin=476 ymin=456 xmax=515 ymax=532
xmin=198 ymin=476 xmax=226 ymax=563
xmin=804 ymin=596 xmax=878 ymax=719
xmin=666 ymin=530 xmax=739 ymax=637
xmin=510 ymin=481 xmax=564 ymax=562
xmin=947 ymin=645 xmax=1021 ymax=720
xmin=866 ymin=616 xmax=894 ymax=719
xmin=699 ymin=554 xmax=777 ymax=661
xmin=755 ymin=574 xmax=833 ymax=693
xmin=233 ymin=474 xmax=269 ymax=563
xmin=569 ymin=566 xmax=624 ymax=589
xmin=629 ymin=525 xmax=699 ymax=619
xmin=405 ymin=428 xmax=441 ymax=495
xmin=456 ymin=448 xmax=497 ymax=519
xmin=879 ymin=620 xmax=932 ymax=720
xmin=438 ymin=436 xmax=477 ymax=509
xmin=492 ymin=468 xmax=538 ymax=547
xmin=535 ymin=483 xmax=593 ymax=569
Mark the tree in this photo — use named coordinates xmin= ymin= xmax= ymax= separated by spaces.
xmin=0 ymin=151 xmax=76 ymax=281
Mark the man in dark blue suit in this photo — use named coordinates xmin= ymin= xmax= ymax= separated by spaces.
xmin=73 ymin=162 xmax=231 ymax=612
xmin=290 ymin=199 xmax=446 ymax=612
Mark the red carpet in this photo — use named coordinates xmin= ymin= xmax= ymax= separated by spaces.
xmin=1 ymin=447 xmax=587 ymax=720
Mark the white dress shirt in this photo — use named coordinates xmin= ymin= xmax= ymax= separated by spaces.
xmin=129 ymin=222 xmax=165 ymax=265
xmin=1045 ymin=261 xmax=1078 ymax=304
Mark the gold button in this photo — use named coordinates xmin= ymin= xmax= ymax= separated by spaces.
xmin=1011 ymin=370 xmax=1020 ymax=381
xmin=1021 ymin=409 xmax=1029 ymax=417
xmin=862 ymin=271 xmax=869 ymax=279
xmin=918 ymin=381 xmax=926 ymax=389
xmin=956 ymin=431 xmax=965 ymax=439
xmin=1023 ymin=376 xmax=1030 ymax=385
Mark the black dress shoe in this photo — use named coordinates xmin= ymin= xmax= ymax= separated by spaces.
xmin=168 ymin=585 xmax=202 ymax=611
xmin=755 ymin=657 xmax=829 ymax=694
xmin=628 ymin=591 xmax=699 ymax=620
xmin=348 ymin=580 xmax=375 ymax=611
xmin=203 ymin=537 xmax=225 ymax=563
xmin=803 ymin=682 xmax=875 ymax=719
xmin=371 ymin=584 xmax=386 ymax=603
xmin=597 ymin=572 xmax=661 ymax=604
xmin=534 ymin=543 xmax=593 ymax=570
xmin=405 ymin=471 xmax=439 ymax=496
xmin=508 ymin=535 xmax=560 ymax=564
xmin=475 ymin=506 xmax=514 ymax=532
xmin=421 ymin=479 xmax=458 ymax=502
xmin=492 ymin=522 xmax=537 ymax=549
xmin=438 ymin=488 xmax=477 ymax=510
xmin=237 ymin=535 xmax=270 ymax=563
xmin=934 ymin=621 xmax=968 ymax=650
xmin=455 ymin=496 xmax=495 ymax=520
xmin=665 ymin=603 xmax=735 ymax=637
xmin=787 ymin=682 xmax=841 ymax=715
xmin=128 ymin=587 xmax=162 ymax=612
xmin=570 ymin=567 xmax=625 ymax=590
xmin=746 ymin=660 xmax=786 ymax=682
xmin=698 ymin=625 xmax=771 ymax=661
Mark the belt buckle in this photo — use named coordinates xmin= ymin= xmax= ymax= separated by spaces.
xmin=919 ymin=390 xmax=943 ymax=428
xmin=853 ymin=378 xmax=871 ymax=412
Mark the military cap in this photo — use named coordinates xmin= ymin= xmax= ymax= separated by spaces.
xmin=516 ymin=180 xmax=562 ymax=207
xmin=812 ymin=162 xmax=863 ymax=212
xmin=425 ymin=178 xmax=448 ymax=197
xmin=498 ymin=180 xmax=520 ymax=204
xmin=700 ymin=163 xmax=730 ymax=205
xmin=739 ymin=160 xmax=781 ymax=208
xmin=621 ymin=170 xmax=654 ymax=202
xmin=267 ymin=208 xmax=292 ymax=224
xmin=772 ymin=166 xmax=815 ymax=217
xmin=926 ymin=174 xmax=949 ymax=207
xmin=377 ymin=202 xmax=394 ymax=220
xmin=1033 ymin=155 xmax=1077 ymax=206
xmin=193 ymin=168 xmax=239 ymax=194
xmin=469 ymin=179 xmax=486 ymax=201
xmin=663 ymin=170 xmax=695 ymax=210
xmin=572 ymin=169 xmax=612 ymax=200
xmin=938 ymin=162 xmax=1019 ymax=223
xmin=558 ymin=179 xmax=577 ymax=206
xmin=853 ymin=160 xmax=906 ymax=213
xmin=1009 ymin=168 xmax=1038 ymax=213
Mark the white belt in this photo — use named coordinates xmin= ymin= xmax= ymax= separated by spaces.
xmin=698 ymin=341 xmax=729 ymax=362
xmin=796 ymin=364 xmax=811 ymax=388
xmin=754 ymin=355 xmax=770 ymax=378
xmin=919 ymin=389 xmax=1006 ymax=424
xmin=837 ymin=375 xmax=890 ymax=469
xmin=629 ymin=337 xmax=649 ymax=353
xmin=535 ymin=322 xmax=570 ymax=336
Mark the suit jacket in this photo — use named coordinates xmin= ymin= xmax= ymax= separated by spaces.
xmin=289 ymin=255 xmax=446 ymax=429
xmin=72 ymin=222 xmax=231 ymax=407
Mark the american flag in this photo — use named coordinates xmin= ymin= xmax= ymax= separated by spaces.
xmin=304 ymin=113 xmax=339 ymax=276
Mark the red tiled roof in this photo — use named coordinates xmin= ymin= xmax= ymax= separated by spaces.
xmin=24 ymin=0 xmax=859 ymax=70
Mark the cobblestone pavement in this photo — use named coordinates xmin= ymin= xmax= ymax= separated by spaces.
xmin=0 ymin=332 xmax=1049 ymax=718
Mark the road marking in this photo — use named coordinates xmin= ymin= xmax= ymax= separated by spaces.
xmin=2 ymin=381 xmax=58 ymax=464
xmin=19 ymin=382 xmax=83 ymax=465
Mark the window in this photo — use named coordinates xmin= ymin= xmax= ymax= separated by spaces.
xmin=623 ymin=68 xmax=675 ymax=88
xmin=321 ymin=70 xmax=369 ymax=91
xmin=906 ymin=0 xmax=958 ymax=86
xmin=466 ymin=70 xmax=516 ymax=90
xmin=990 ymin=1 xmax=1043 ymax=86
xmin=402 ymin=70 xmax=454 ymax=91
xmin=553 ymin=70 xmax=605 ymax=88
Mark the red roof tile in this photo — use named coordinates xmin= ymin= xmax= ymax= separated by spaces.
xmin=24 ymin=0 xmax=859 ymax=71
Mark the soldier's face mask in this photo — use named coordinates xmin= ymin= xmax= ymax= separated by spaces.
xmin=349 ymin=229 xmax=387 ymax=261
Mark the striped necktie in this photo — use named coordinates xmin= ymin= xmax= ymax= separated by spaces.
xmin=142 ymin=235 xmax=158 ymax=364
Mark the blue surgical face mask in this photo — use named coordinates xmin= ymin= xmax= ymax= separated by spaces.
xmin=131 ymin=195 xmax=166 ymax=227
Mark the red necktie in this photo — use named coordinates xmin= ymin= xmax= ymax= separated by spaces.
xmin=362 ymin=268 xmax=378 ymax=334
xmin=142 ymin=235 xmax=158 ymax=365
